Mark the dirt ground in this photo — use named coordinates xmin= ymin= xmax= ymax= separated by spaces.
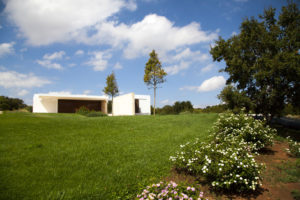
xmin=166 ymin=141 xmax=300 ymax=200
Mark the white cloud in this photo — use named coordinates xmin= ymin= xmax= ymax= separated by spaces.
xmin=94 ymin=14 xmax=218 ymax=59
xmin=75 ymin=50 xmax=84 ymax=56
xmin=161 ymin=48 xmax=209 ymax=64
xmin=114 ymin=62 xmax=123 ymax=70
xmin=180 ymin=76 xmax=226 ymax=92
xmin=43 ymin=51 xmax=65 ymax=60
xmin=17 ymin=89 xmax=29 ymax=96
xmin=0 ymin=70 xmax=51 ymax=88
xmin=36 ymin=60 xmax=63 ymax=70
xmin=231 ymin=31 xmax=238 ymax=36
xmin=86 ymin=51 xmax=112 ymax=71
xmin=201 ymin=63 xmax=214 ymax=73
xmin=68 ymin=63 xmax=76 ymax=67
xmin=0 ymin=42 xmax=15 ymax=57
xmin=20 ymin=48 xmax=27 ymax=52
xmin=4 ymin=0 xmax=136 ymax=45
xmin=164 ymin=61 xmax=190 ymax=75
xmin=160 ymin=99 xmax=173 ymax=106
xmin=37 ymin=51 xmax=65 ymax=70
xmin=83 ymin=90 xmax=92 ymax=95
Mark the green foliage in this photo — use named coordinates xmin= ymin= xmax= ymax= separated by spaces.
xmin=213 ymin=112 xmax=276 ymax=151
xmin=135 ymin=181 xmax=208 ymax=200
xmin=171 ymin=113 xmax=276 ymax=192
xmin=103 ymin=72 xmax=119 ymax=99
xmin=76 ymin=106 xmax=107 ymax=117
xmin=218 ymin=85 xmax=254 ymax=113
xmin=144 ymin=50 xmax=167 ymax=115
xmin=210 ymin=2 xmax=300 ymax=119
xmin=25 ymin=106 xmax=33 ymax=112
xmin=75 ymin=106 xmax=90 ymax=115
xmin=0 ymin=96 xmax=27 ymax=111
xmin=85 ymin=111 xmax=107 ymax=117
xmin=155 ymin=101 xmax=193 ymax=115
xmin=194 ymin=104 xmax=227 ymax=114
xmin=291 ymin=189 xmax=300 ymax=200
xmin=286 ymin=136 xmax=300 ymax=157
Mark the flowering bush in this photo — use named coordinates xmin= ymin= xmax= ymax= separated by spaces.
xmin=170 ymin=138 xmax=264 ymax=192
xmin=286 ymin=136 xmax=300 ymax=157
xmin=169 ymin=112 xmax=277 ymax=192
xmin=212 ymin=112 xmax=276 ymax=151
xmin=136 ymin=181 xmax=209 ymax=200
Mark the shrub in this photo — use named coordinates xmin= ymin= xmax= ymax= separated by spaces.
xmin=75 ymin=106 xmax=90 ymax=115
xmin=213 ymin=112 xmax=276 ymax=151
xmin=85 ymin=111 xmax=107 ymax=117
xmin=286 ymin=137 xmax=300 ymax=157
xmin=170 ymin=138 xmax=264 ymax=192
xmin=170 ymin=112 xmax=276 ymax=192
xmin=135 ymin=181 xmax=209 ymax=200
xmin=75 ymin=106 xmax=107 ymax=117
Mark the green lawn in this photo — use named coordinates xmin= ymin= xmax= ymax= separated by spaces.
xmin=0 ymin=112 xmax=217 ymax=199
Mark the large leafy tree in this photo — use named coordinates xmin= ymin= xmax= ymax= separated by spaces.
xmin=103 ymin=72 xmax=119 ymax=115
xmin=210 ymin=2 xmax=300 ymax=120
xmin=144 ymin=50 xmax=167 ymax=116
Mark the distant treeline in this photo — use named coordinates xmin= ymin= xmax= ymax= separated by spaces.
xmin=0 ymin=96 xmax=32 ymax=112
xmin=154 ymin=102 xmax=227 ymax=115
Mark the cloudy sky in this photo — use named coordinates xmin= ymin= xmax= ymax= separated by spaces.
xmin=0 ymin=0 xmax=287 ymax=107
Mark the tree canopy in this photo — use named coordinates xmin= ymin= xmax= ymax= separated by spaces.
xmin=144 ymin=50 xmax=167 ymax=115
xmin=103 ymin=72 xmax=119 ymax=115
xmin=210 ymin=2 xmax=300 ymax=119
xmin=0 ymin=96 xmax=27 ymax=111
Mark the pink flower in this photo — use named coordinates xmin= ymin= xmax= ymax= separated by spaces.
xmin=191 ymin=187 xmax=195 ymax=192
xmin=187 ymin=187 xmax=191 ymax=190
xmin=139 ymin=198 xmax=144 ymax=200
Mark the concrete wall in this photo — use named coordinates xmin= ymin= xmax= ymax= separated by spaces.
xmin=135 ymin=95 xmax=151 ymax=115
xmin=113 ymin=93 xmax=135 ymax=116
xmin=33 ymin=95 xmax=58 ymax=113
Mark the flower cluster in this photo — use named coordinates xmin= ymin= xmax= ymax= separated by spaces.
xmin=286 ymin=136 xmax=300 ymax=157
xmin=136 ymin=181 xmax=208 ymax=200
xmin=212 ymin=112 xmax=276 ymax=151
xmin=170 ymin=112 xmax=276 ymax=192
xmin=170 ymin=138 xmax=264 ymax=192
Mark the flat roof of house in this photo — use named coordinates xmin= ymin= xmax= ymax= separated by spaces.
xmin=34 ymin=93 xmax=108 ymax=100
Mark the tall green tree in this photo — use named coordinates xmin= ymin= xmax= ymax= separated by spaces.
xmin=218 ymin=85 xmax=254 ymax=113
xmin=144 ymin=50 xmax=167 ymax=116
xmin=103 ymin=72 xmax=119 ymax=115
xmin=210 ymin=2 xmax=300 ymax=121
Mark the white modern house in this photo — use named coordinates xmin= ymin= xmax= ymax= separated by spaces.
xmin=112 ymin=93 xmax=151 ymax=116
xmin=33 ymin=94 xmax=108 ymax=113
xmin=33 ymin=93 xmax=151 ymax=116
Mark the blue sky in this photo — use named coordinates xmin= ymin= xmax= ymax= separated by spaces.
xmin=0 ymin=0 xmax=287 ymax=107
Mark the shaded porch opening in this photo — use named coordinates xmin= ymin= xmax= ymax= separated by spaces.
xmin=135 ymin=99 xmax=141 ymax=114
xmin=58 ymin=99 xmax=106 ymax=113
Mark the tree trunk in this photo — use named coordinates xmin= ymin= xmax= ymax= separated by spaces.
xmin=154 ymin=86 xmax=156 ymax=116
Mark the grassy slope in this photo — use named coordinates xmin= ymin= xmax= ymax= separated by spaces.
xmin=0 ymin=113 xmax=217 ymax=199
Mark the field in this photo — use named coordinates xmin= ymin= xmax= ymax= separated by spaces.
xmin=0 ymin=113 xmax=218 ymax=199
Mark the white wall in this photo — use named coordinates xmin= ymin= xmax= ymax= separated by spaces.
xmin=113 ymin=93 xmax=135 ymax=116
xmin=135 ymin=95 xmax=151 ymax=115
xmin=33 ymin=95 xmax=58 ymax=113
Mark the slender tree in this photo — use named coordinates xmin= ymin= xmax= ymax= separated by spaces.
xmin=103 ymin=72 xmax=119 ymax=115
xmin=210 ymin=2 xmax=300 ymax=121
xmin=144 ymin=50 xmax=167 ymax=116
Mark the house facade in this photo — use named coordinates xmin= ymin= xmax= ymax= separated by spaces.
xmin=33 ymin=93 xmax=151 ymax=116
xmin=33 ymin=94 xmax=108 ymax=113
